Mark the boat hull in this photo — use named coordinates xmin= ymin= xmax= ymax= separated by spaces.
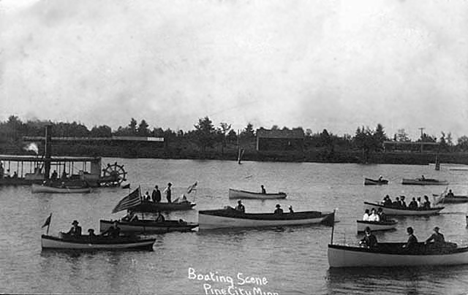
xmin=32 ymin=184 xmax=91 ymax=194
xmin=228 ymin=189 xmax=287 ymax=199
xmin=99 ymin=219 xmax=198 ymax=233
xmin=198 ymin=208 xmax=335 ymax=229
xmin=402 ymin=178 xmax=448 ymax=185
xmin=41 ymin=235 xmax=155 ymax=250
xmin=328 ymin=243 xmax=468 ymax=268
xmin=433 ymin=193 xmax=468 ymax=204
xmin=131 ymin=201 xmax=196 ymax=212
xmin=356 ymin=220 xmax=397 ymax=232
xmin=364 ymin=178 xmax=388 ymax=185
xmin=363 ymin=202 xmax=443 ymax=216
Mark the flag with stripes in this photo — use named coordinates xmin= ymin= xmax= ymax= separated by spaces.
xmin=112 ymin=187 xmax=141 ymax=213
xmin=186 ymin=182 xmax=197 ymax=194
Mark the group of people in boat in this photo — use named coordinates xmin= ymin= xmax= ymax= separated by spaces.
xmin=362 ymin=207 xmax=386 ymax=222
xmin=360 ymin=226 xmax=446 ymax=250
xmin=381 ymin=194 xmax=432 ymax=209
xmin=62 ymin=220 xmax=121 ymax=239
xmin=233 ymin=200 xmax=294 ymax=214
xmin=142 ymin=183 xmax=188 ymax=204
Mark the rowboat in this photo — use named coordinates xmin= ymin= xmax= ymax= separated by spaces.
xmin=130 ymin=200 xmax=196 ymax=212
xmin=328 ymin=242 xmax=466 ymax=268
xmin=402 ymin=178 xmax=449 ymax=185
xmin=198 ymin=207 xmax=335 ymax=230
xmin=363 ymin=202 xmax=444 ymax=216
xmin=100 ymin=219 xmax=198 ymax=233
xmin=356 ymin=220 xmax=397 ymax=232
xmin=41 ymin=234 xmax=155 ymax=250
xmin=32 ymin=183 xmax=91 ymax=194
xmin=433 ymin=193 xmax=468 ymax=204
xmin=228 ymin=188 xmax=287 ymax=200
xmin=364 ymin=178 xmax=388 ymax=185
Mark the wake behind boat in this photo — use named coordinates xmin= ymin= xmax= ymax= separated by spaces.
xmin=328 ymin=242 xmax=465 ymax=268
xmin=363 ymin=202 xmax=444 ymax=216
xmin=356 ymin=220 xmax=397 ymax=232
xmin=41 ymin=234 xmax=155 ymax=250
xmin=198 ymin=207 xmax=335 ymax=230
xmin=32 ymin=183 xmax=91 ymax=194
xmin=228 ymin=188 xmax=287 ymax=200
xmin=99 ymin=219 xmax=198 ymax=234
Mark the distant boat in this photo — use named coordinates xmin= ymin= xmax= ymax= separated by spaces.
xmin=131 ymin=200 xmax=196 ymax=212
xmin=32 ymin=183 xmax=91 ymax=194
xmin=228 ymin=188 xmax=287 ymax=199
xmin=433 ymin=192 xmax=468 ymax=204
xmin=41 ymin=234 xmax=155 ymax=251
xmin=198 ymin=207 xmax=335 ymax=230
xmin=356 ymin=220 xmax=397 ymax=232
xmin=364 ymin=178 xmax=388 ymax=185
xmin=363 ymin=202 xmax=444 ymax=216
xmin=402 ymin=178 xmax=448 ymax=186
xmin=328 ymin=242 xmax=465 ymax=268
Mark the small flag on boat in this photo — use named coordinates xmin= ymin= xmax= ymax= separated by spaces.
xmin=112 ymin=187 xmax=141 ymax=213
xmin=42 ymin=213 xmax=52 ymax=228
xmin=186 ymin=182 xmax=197 ymax=194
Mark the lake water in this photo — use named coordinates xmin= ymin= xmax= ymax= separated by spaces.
xmin=1 ymin=159 xmax=468 ymax=294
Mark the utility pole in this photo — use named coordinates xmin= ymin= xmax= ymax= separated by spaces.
xmin=418 ymin=127 xmax=425 ymax=139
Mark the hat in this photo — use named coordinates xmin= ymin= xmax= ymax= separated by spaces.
xmin=276 ymin=204 xmax=281 ymax=208
xmin=168 ymin=183 xmax=172 ymax=186
xmin=72 ymin=220 xmax=79 ymax=225
xmin=434 ymin=226 xmax=440 ymax=231
xmin=238 ymin=200 xmax=242 ymax=203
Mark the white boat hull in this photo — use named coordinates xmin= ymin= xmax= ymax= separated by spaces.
xmin=363 ymin=202 xmax=443 ymax=216
xmin=198 ymin=209 xmax=334 ymax=230
xmin=328 ymin=244 xmax=468 ymax=268
xmin=356 ymin=220 xmax=397 ymax=232
xmin=228 ymin=189 xmax=287 ymax=199
xmin=32 ymin=184 xmax=91 ymax=194
xmin=41 ymin=235 xmax=155 ymax=250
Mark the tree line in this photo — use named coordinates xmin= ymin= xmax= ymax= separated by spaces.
xmin=2 ymin=115 xmax=468 ymax=158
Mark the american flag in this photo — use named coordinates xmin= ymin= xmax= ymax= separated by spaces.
xmin=112 ymin=187 xmax=141 ymax=213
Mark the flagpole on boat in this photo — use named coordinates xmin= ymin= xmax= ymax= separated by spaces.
xmin=330 ymin=209 xmax=337 ymax=245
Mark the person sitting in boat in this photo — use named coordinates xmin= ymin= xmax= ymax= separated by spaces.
xmin=425 ymin=226 xmax=445 ymax=247
xmin=446 ymin=189 xmax=454 ymax=198
xmin=274 ymin=204 xmax=283 ymax=214
xmin=289 ymin=206 xmax=294 ymax=213
xmin=383 ymin=195 xmax=392 ymax=207
xmin=152 ymin=185 xmax=161 ymax=203
xmin=417 ymin=197 xmax=422 ymax=208
xmin=368 ymin=208 xmax=380 ymax=222
xmin=422 ymin=195 xmax=431 ymax=209
xmin=102 ymin=221 xmax=121 ymax=238
xmin=155 ymin=211 xmax=165 ymax=222
xmin=144 ymin=191 xmax=151 ymax=201
xmin=362 ymin=209 xmax=370 ymax=221
xmin=392 ymin=197 xmax=401 ymax=209
xmin=261 ymin=185 xmax=266 ymax=194
xmin=359 ymin=227 xmax=378 ymax=248
xmin=12 ymin=171 xmax=18 ymax=179
xmin=421 ymin=175 xmax=426 ymax=180
xmin=66 ymin=220 xmax=82 ymax=237
xmin=235 ymin=200 xmax=245 ymax=213
xmin=408 ymin=197 xmax=418 ymax=209
xmin=377 ymin=207 xmax=387 ymax=222
xmin=51 ymin=170 xmax=58 ymax=180
xmin=88 ymin=228 xmax=96 ymax=238
xmin=400 ymin=196 xmax=407 ymax=208
xmin=403 ymin=227 xmax=418 ymax=251
xmin=378 ymin=175 xmax=383 ymax=181
xmin=165 ymin=183 xmax=172 ymax=203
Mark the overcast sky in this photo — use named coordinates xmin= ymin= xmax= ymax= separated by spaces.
xmin=1 ymin=0 xmax=467 ymax=140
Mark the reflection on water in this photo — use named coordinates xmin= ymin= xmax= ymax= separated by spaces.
xmin=2 ymin=160 xmax=468 ymax=294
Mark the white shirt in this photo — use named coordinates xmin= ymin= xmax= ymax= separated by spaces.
xmin=368 ymin=213 xmax=380 ymax=222
xmin=363 ymin=213 xmax=370 ymax=221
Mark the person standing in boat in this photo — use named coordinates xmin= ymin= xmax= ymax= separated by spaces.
xmin=425 ymin=226 xmax=445 ymax=247
xmin=164 ymin=183 xmax=172 ymax=203
xmin=274 ymin=204 xmax=283 ymax=214
xmin=66 ymin=220 xmax=82 ymax=237
xmin=235 ymin=200 xmax=245 ymax=213
xmin=155 ymin=211 xmax=165 ymax=222
xmin=403 ymin=227 xmax=418 ymax=251
xmin=102 ymin=221 xmax=121 ymax=238
xmin=408 ymin=197 xmax=418 ymax=209
xmin=360 ymin=227 xmax=378 ymax=248
xmin=152 ymin=185 xmax=161 ymax=203
xmin=261 ymin=185 xmax=266 ymax=194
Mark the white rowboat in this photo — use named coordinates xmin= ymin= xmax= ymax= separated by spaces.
xmin=356 ymin=220 xmax=398 ymax=232
xmin=32 ymin=184 xmax=91 ymax=194
xmin=228 ymin=188 xmax=287 ymax=200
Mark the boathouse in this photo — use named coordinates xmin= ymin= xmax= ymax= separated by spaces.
xmin=256 ymin=128 xmax=305 ymax=151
